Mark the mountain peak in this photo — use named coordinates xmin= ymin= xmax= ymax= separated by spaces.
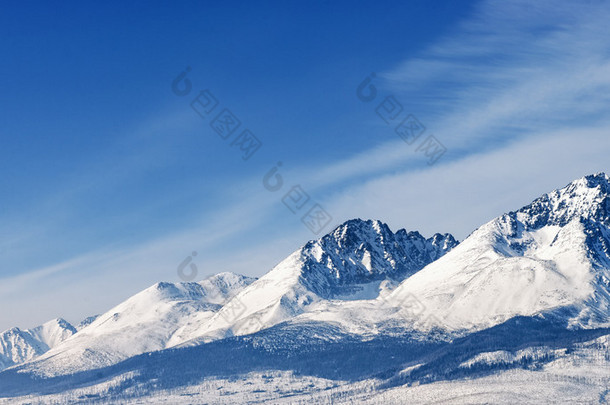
xmin=77 ymin=315 xmax=99 ymax=330
xmin=44 ymin=318 xmax=74 ymax=331
xmin=327 ymin=219 xmax=392 ymax=247
xmin=137 ymin=273 xmax=256 ymax=305
xmin=580 ymin=172 xmax=609 ymax=187
xmin=2 ymin=327 xmax=22 ymax=335
xmin=429 ymin=233 xmax=459 ymax=250
xmin=560 ymin=172 xmax=610 ymax=200
xmin=298 ymin=219 xmax=458 ymax=297
xmin=514 ymin=172 xmax=610 ymax=230
xmin=0 ymin=318 xmax=76 ymax=371
xmin=201 ymin=271 xmax=256 ymax=286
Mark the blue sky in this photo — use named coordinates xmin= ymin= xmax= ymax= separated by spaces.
xmin=2 ymin=0 xmax=610 ymax=331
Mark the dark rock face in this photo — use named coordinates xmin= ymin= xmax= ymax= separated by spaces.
xmin=298 ymin=219 xmax=458 ymax=298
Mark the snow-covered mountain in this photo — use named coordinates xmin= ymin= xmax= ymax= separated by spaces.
xmin=383 ymin=172 xmax=610 ymax=332
xmin=14 ymin=272 xmax=255 ymax=376
xmin=0 ymin=318 xmax=76 ymax=370
xmin=186 ymin=219 xmax=457 ymax=340
xmin=1 ymin=173 xmax=609 ymax=404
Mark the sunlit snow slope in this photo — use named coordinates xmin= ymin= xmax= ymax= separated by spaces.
xmin=188 ymin=219 xmax=457 ymax=340
xmin=0 ymin=319 xmax=75 ymax=370
xmin=16 ymin=272 xmax=255 ymax=376
xmin=385 ymin=173 xmax=610 ymax=332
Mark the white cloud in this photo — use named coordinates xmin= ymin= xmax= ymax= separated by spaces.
xmin=320 ymin=126 xmax=610 ymax=241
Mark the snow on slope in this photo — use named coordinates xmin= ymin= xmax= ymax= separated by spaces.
xmin=0 ymin=319 xmax=76 ymax=370
xmin=384 ymin=173 xmax=610 ymax=332
xmin=17 ymin=272 xmax=255 ymax=376
xmin=3 ymin=331 xmax=607 ymax=404
xmin=27 ymin=318 xmax=76 ymax=349
xmin=188 ymin=219 xmax=457 ymax=341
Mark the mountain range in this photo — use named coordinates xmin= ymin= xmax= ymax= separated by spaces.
xmin=1 ymin=173 xmax=609 ymax=404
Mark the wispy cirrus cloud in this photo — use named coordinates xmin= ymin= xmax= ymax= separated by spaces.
xmin=297 ymin=0 xmax=610 ymax=197
xmin=382 ymin=0 xmax=610 ymax=142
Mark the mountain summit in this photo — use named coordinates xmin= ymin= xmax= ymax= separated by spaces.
xmin=298 ymin=219 xmax=457 ymax=297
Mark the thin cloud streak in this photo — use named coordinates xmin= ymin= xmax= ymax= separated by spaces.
xmin=298 ymin=0 xmax=610 ymax=196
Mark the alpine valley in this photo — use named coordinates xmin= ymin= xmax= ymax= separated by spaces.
xmin=1 ymin=173 xmax=609 ymax=404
